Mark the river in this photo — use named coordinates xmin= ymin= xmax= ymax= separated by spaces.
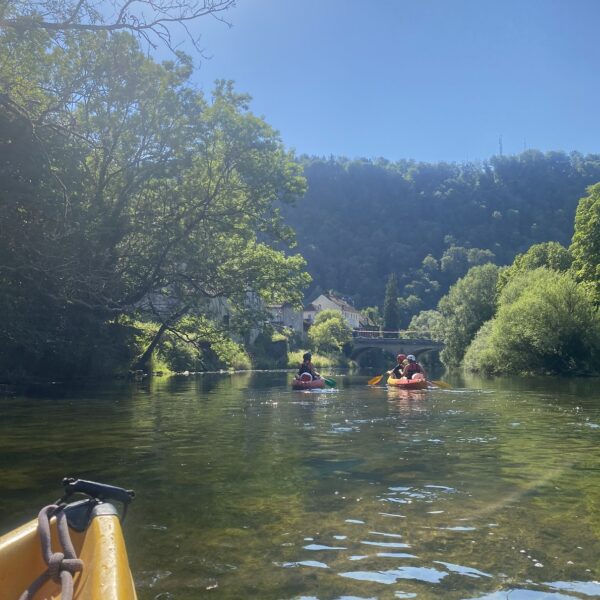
xmin=1 ymin=372 xmax=599 ymax=599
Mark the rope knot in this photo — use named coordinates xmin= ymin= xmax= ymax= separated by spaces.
xmin=48 ymin=552 xmax=65 ymax=582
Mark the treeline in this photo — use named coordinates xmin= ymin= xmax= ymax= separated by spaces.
xmin=411 ymin=179 xmax=600 ymax=375
xmin=2 ymin=1 xmax=598 ymax=382
xmin=285 ymin=153 xmax=600 ymax=324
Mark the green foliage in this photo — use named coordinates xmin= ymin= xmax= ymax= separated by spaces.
xmin=0 ymin=0 xmax=236 ymax=56
xmin=250 ymin=330 xmax=288 ymax=369
xmin=463 ymin=269 xmax=600 ymax=375
xmin=436 ymin=263 xmax=501 ymax=366
xmin=408 ymin=310 xmax=443 ymax=338
xmin=462 ymin=321 xmax=498 ymax=374
xmin=0 ymin=27 xmax=309 ymax=380
xmin=288 ymin=350 xmax=342 ymax=369
xmin=308 ymin=310 xmax=353 ymax=354
xmin=570 ymin=183 xmax=600 ymax=306
xmin=210 ymin=338 xmax=252 ymax=371
xmin=497 ymin=241 xmax=573 ymax=294
xmin=397 ymin=295 xmax=424 ymax=328
xmin=383 ymin=273 xmax=400 ymax=330
xmin=157 ymin=336 xmax=201 ymax=373
xmin=361 ymin=306 xmax=382 ymax=328
xmin=286 ymin=152 xmax=600 ymax=322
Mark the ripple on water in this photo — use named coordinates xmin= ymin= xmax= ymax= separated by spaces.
xmin=433 ymin=561 xmax=492 ymax=578
xmin=294 ymin=596 xmax=378 ymax=600
xmin=361 ymin=540 xmax=411 ymax=549
xmin=136 ymin=570 xmax=172 ymax=588
xmin=467 ymin=591 xmax=576 ymax=600
xmin=303 ymin=543 xmax=347 ymax=551
xmin=339 ymin=566 xmax=448 ymax=584
xmin=544 ymin=580 xmax=600 ymax=596
xmin=436 ymin=525 xmax=477 ymax=531
xmin=281 ymin=560 xmax=330 ymax=569
xmin=369 ymin=530 xmax=404 ymax=538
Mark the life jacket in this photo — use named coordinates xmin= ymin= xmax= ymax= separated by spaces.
xmin=298 ymin=364 xmax=314 ymax=380
xmin=404 ymin=362 xmax=422 ymax=379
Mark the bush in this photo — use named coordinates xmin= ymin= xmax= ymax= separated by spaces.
xmin=436 ymin=263 xmax=500 ymax=366
xmin=463 ymin=268 xmax=600 ymax=375
xmin=251 ymin=330 xmax=288 ymax=369
xmin=308 ymin=310 xmax=352 ymax=354
xmin=287 ymin=350 xmax=340 ymax=369
xmin=136 ymin=317 xmax=252 ymax=372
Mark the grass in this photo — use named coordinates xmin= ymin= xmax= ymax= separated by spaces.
xmin=287 ymin=350 xmax=349 ymax=369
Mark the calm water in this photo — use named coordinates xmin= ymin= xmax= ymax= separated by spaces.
xmin=1 ymin=372 xmax=600 ymax=600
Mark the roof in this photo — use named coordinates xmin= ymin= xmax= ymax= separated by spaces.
xmin=304 ymin=294 xmax=361 ymax=314
xmin=324 ymin=293 xmax=359 ymax=313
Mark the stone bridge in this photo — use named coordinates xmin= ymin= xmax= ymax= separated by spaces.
xmin=350 ymin=330 xmax=444 ymax=360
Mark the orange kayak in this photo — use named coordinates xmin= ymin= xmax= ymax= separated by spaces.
xmin=386 ymin=373 xmax=429 ymax=390
xmin=292 ymin=378 xmax=326 ymax=390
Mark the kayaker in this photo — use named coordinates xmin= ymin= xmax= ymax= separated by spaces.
xmin=402 ymin=354 xmax=426 ymax=380
xmin=389 ymin=353 xmax=407 ymax=379
xmin=297 ymin=352 xmax=321 ymax=381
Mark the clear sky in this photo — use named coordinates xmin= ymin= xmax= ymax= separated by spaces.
xmin=190 ymin=0 xmax=600 ymax=163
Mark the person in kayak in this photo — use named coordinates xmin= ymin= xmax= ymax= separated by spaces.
xmin=297 ymin=352 xmax=321 ymax=381
xmin=389 ymin=353 xmax=407 ymax=379
xmin=402 ymin=354 xmax=426 ymax=380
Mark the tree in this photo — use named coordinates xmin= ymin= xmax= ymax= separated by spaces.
xmin=383 ymin=273 xmax=400 ymax=332
xmin=497 ymin=241 xmax=573 ymax=294
xmin=408 ymin=310 xmax=443 ymax=338
xmin=308 ymin=310 xmax=352 ymax=354
xmin=463 ymin=269 xmax=600 ymax=375
xmin=0 ymin=0 xmax=236 ymax=54
xmin=0 ymin=29 xmax=310 ymax=378
xmin=397 ymin=295 xmax=423 ymax=328
xmin=570 ymin=183 xmax=600 ymax=306
xmin=436 ymin=263 xmax=500 ymax=366
xmin=285 ymin=152 xmax=600 ymax=311
xmin=361 ymin=306 xmax=382 ymax=329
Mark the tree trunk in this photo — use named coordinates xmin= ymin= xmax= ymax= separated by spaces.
xmin=134 ymin=321 xmax=169 ymax=372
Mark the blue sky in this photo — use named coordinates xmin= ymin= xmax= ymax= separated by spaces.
xmin=190 ymin=0 xmax=600 ymax=163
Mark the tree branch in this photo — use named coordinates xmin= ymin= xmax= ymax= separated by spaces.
xmin=0 ymin=0 xmax=236 ymax=54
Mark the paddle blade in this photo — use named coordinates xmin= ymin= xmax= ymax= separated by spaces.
xmin=430 ymin=380 xmax=452 ymax=389
xmin=324 ymin=377 xmax=337 ymax=388
xmin=368 ymin=374 xmax=384 ymax=386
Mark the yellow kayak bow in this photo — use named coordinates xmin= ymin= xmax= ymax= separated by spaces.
xmin=0 ymin=478 xmax=137 ymax=600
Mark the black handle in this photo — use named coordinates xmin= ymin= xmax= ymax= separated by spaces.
xmin=62 ymin=477 xmax=135 ymax=505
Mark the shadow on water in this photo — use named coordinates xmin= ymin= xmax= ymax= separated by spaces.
xmin=1 ymin=371 xmax=599 ymax=599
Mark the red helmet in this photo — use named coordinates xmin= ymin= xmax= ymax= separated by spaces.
xmin=397 ymin=354 xmax=406 ymax=362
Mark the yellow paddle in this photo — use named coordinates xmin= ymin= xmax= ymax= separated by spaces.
xmin=429 ymin=379 xmax=452 ymax=389
xmin=368 ymin=371 xmax=390 ymax=385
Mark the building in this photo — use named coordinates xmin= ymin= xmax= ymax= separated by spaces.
xmin=267 ymin=303 xmax=303 ymax=334
xmin=303 ymin=293 xmax=366 ymax=330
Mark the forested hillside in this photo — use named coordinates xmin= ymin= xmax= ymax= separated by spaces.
xmin=285 ymin=151 xmax=600 ymax=324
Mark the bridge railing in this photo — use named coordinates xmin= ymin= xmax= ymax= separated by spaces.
xmin=352 ymin=329 xmax=437 ymax=340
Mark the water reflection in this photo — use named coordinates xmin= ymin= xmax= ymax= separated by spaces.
xmin=0 ymin=372 xmax=599 ymax=600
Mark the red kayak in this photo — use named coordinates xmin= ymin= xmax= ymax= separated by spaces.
xmin=292 ymin=378 xmax=326 ymax=390
xmin=386 ymin=373 xmax=429 ymax=390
